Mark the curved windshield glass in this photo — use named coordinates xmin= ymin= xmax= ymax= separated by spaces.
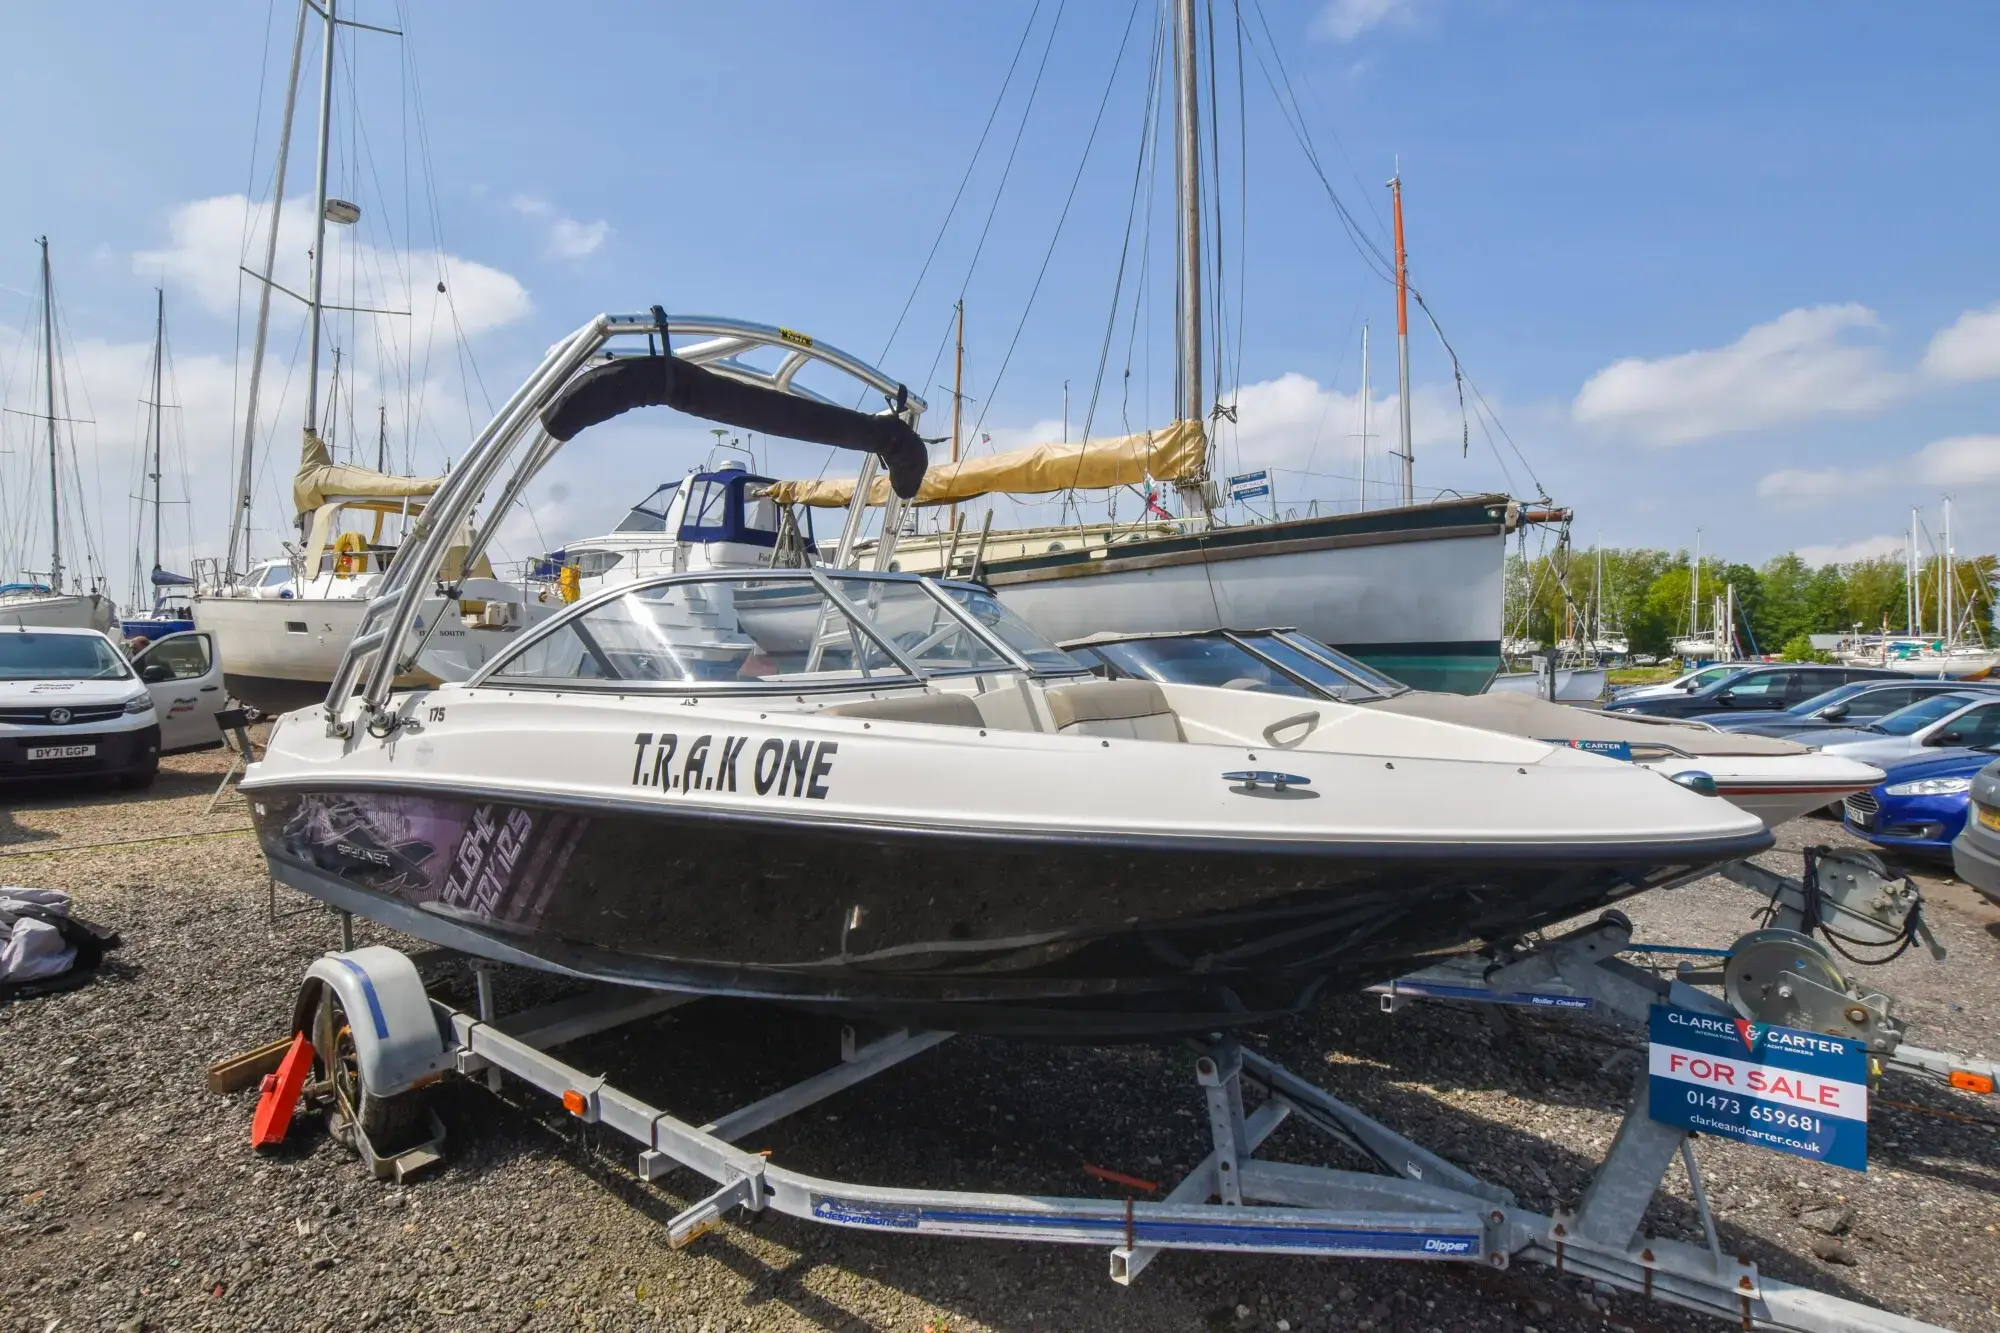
xmin=937 ymin=584 xmax=1087 ymax=673
xmin=1260 ymin=632 xmax=1409 ymax=698
xmin=1869 ymin=693 xmax=1980 ymax=735
xmin=1090 ymin=637 xmax=1316 ymax=697
xmin=0 ymin=632 xmax=131 ymax=681
xmin=485 ymin=572 xmax=1081 ymax=690
xmin=612 ymin=482 xmax=679 ymax=533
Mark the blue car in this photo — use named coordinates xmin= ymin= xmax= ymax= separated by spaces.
xmin=1842 ymin=747 xmax=1997 ymax=856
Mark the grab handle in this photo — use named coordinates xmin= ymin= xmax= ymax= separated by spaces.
xmin=1261 ymin=711 xmax=1321 ymax=748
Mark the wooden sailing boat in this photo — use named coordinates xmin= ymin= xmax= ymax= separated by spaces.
xmin=765 ymin=0 xmax=1541 ymax=692
xmin=0 ymin=239 xmax=116 ymax=633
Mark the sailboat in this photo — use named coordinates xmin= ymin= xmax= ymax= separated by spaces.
xmin=760 ymin=1 xmax=1543 ymax=695
xmin=0 ymin=239 xmax=116 ymax=634
xmin=1874 ymin=500 xmax=1999 ymax=678
xmin=121 ymin=289 xmax=197 ymax=642
xmin=1667 ymin=535 xmax=1731 ymax=660
xmin=192 ymin=0 xmax=543 ymax=713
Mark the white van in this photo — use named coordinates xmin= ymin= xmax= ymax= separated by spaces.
xmin=0 ymin=627 xmax=226 ymax=789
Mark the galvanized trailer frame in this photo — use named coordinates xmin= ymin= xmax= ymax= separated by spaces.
xmin=291 ymin=910 xmax=1956 ymax=1333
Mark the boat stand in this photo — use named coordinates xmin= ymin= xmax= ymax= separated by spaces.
xmin=279 ymin=917 xmax=1955 ymax=1333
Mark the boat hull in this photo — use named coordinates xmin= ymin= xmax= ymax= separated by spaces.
xmin=249 ymin=782 xmax=1760 ymax=1040
xmin=194 ymin=593 xmax=535 ymax=713
xmin=0 ymin=592 xmax=116 ymax=633
xmin=978 ymin=499 xmax=1511 ymax=694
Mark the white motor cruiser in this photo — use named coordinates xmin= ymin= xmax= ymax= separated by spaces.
xmin=243 ymin=311 xmax=1770 ymax=1041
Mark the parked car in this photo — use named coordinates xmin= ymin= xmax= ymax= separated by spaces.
xmin=0 ymin=626 xmax=226 ymax=789
xmin=1690 ymin=678 xmax=2000 ymax=737
xmin=1606 ymin=661 xmax=1760 ymax=704
xmin=1949 ymin=757 xmax=2000 ymax=904
xmin=1603 ymin=664 xmax=1901 ymax=719
xmin=1843 ymin=747 xmax=1995 ymax=858
xmin=1796 ymin=691 xmax=2000 ymax=767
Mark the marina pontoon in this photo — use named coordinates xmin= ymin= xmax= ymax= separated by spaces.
xmin=243 ymin=310 xmax=1770 ymax=1039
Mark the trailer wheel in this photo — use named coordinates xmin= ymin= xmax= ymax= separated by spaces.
xmin=310 ymin=983 xmax=427 ymax=1155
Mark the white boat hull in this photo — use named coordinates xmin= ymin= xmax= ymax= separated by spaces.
xmin=981 ymin=499 xmax=1511 ymax=693
xmin=195 ymin=588 xmax=547 ymax=713
xmin=0 ymin=591 xmax=116 ymax=633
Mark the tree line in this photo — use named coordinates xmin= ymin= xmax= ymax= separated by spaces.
xmin=1506 ymin=546 xmax=2000 ymax=658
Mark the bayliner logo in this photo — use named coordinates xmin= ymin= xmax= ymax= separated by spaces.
xmin=630 ymin=731 xmax=836 ymax=800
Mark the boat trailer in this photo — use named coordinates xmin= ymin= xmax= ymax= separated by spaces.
xmin=246 ymin=850 xmax=1990 ymax=1333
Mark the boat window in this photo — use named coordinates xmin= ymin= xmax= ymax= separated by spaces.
xmin=935 ymin=585 xmax=1087 ymax=673
xmin=612 ymin=482 xmax=679 ymax=533
xmin=1091 ymin=637 xmax=1315 ymax=698
xmin=0 ymin=633 xmax=131 ymax=682
xmin=564 ymin=550 xmax=625 ymax=577
xmin=687 ymin=480 xmax=729 ymax=531
xmin=823 ymin=576 xmax=1010 ymax=674
xmin=1256 ymin=632 xmax=1410 ymax=699
xmin=742 ymin=490 xmax=781 ymax=536
xmin=488 ymin=576 xmax=916 ymax=689
xmin=258 ymin=564 xmax=295 ymax=588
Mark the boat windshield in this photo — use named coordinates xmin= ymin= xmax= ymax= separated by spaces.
xmin=935 ymin=584 xmax=1086 ymax=673
xmin=1866 ymin=693 xmax=1982 ymax=736
xmin=483 ymin=571 xmax=1082 ymax=690
xmin=612 ymin=482 xmax=680 ymax=533
xmin=1080 ymin=635 xmax=1318 ymax=698
xmin=0 ymin=632 xmax=131 ymax=682
xmin=1253 ymin=631 xmax=1410 ymax=699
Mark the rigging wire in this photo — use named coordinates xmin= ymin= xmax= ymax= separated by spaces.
xmin=964 ymin=0 xmax=1142 ymax=452
xmin=870 ymin=0 xmax=1047 ymax=382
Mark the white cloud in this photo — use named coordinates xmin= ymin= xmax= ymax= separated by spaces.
xmin=1794 ymin=535 xmax=1906 ymax=566
xmin=1313 ymin=0 xmax=1414 ymax=42
xmin=1756 ymin=465 xmax=1885 ymax=504
xmin=511 ymin=194 xmax=611 ymax=260
xmin=1915 ymin=434 xmax=2000 ymax=487
xmin=1571 ymin=304 xmax=1905 ymax=445
xmin=1921 ymin=303 xmax=2000 ymax=382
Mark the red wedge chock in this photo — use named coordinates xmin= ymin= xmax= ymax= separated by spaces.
xmin=250 ymin=1032 xmax=315 ymax=1149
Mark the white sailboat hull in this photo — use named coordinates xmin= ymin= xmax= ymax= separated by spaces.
xmin=195 ymin=589 xmax=546 ymax=713
xmin=981 ymin=499 xmax=1511 ymax=693
xmin=0 ymin=591 xmax=116 ymax=633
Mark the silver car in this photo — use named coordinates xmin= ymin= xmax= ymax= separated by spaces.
xmin=1799 ymin=691 xmax=2000 ymax=767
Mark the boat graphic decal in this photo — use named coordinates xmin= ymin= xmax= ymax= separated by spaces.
xmin=631 ymin=731 xmax=836 ymax=799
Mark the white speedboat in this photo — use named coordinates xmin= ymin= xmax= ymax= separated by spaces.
xmin=242 ymin=310 xmax=1769 ymax=1041
xmin=1060 ymin=629 xmax=1883 ymax=831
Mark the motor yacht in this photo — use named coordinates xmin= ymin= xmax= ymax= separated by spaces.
xmin=1060 ymin=628 xmax=1883 ymax=831
xmin=241 ymin=311 xmax=1770 ymax=1040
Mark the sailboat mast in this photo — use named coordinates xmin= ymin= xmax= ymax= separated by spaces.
xmin=1390 ymin=171 xmax=1413 ymax=506
xmin=303 ymin=0 xmax=337 ymax=439
xmin=1357 ymin=323 xmax=1371 ymax=508
xmin=1906 ymin=509 xmax=1916 ymax=636
xmin=1172 ymin=0 xmax=1206 ymax=518
xmin=38 ymin=238 xmax=62 ymax=593
xmin=1689 ymin=532 xmax=1701 ymax=643
xmin=227 ymin=0 xmax=310 ymax=582
xmin=1944 ymin=498 xmax=1954 ymax=645
xmin=149 ymin=287 xmax=165 ymax=583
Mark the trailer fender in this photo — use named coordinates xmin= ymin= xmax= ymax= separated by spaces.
xmin=291 ymin=946 xmax=452 ymax=1098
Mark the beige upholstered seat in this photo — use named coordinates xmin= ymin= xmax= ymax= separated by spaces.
xmin=1044 ymin=679 xmax=1185 ymax=742
xmin=823 ymin=692 xmax=985 ymax=728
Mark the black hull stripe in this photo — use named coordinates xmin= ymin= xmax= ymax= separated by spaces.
xmin=240 ymin=774 xmax=1774 ymax=865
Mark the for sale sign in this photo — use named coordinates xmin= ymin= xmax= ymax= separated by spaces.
xmin=1646 ymin=1004 xmax=1868 ymax=1171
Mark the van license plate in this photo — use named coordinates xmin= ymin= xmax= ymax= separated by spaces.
xmin=27 ymin=744 xmax=95 ymax=760
xmin=1977 ymin=804 xmax=2000 ymax=832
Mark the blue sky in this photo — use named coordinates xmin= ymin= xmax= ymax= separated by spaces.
xmin=2 ymin=0 xmax=1996 ymax=603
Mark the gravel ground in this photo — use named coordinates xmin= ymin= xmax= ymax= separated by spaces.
xmin=3 ymin=745 xmax=1996 ymax=1333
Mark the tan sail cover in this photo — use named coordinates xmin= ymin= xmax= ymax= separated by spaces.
xmin=292 ymin=428 xmax=443 ymax=516
xmin=762 ymin=418 xmax=1207 ymax=508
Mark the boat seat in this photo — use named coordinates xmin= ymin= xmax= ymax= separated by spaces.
xmin=1044 ymin=679 xmax=1185 ymax=742
xmin=823 ymin=692 xmax=984 ymax=728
